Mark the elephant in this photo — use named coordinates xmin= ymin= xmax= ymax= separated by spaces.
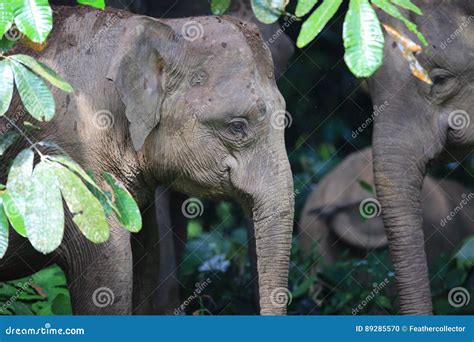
xmin=0 ymin=6 xmax=294 ymax=315
xmin=368 ymin=1 xmax=474 ymax=314
xmin=50 ymin=0 xmax=296 ymax=315
xmin=299 ymin=147 xmax=473 ymax=266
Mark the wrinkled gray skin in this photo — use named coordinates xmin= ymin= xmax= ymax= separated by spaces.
xmin=369 ymin=1 xmax=474 ymax=314
xmin=51 ymin=0 xmax=296 ymax=314
xmin=299 ymin=148 xmax=473 ymax=265
xmin=0 ymin=8 xmax=294 ymax=315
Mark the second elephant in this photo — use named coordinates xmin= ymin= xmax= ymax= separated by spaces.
xmin=299 ymin=148 xmax=473 ymax=265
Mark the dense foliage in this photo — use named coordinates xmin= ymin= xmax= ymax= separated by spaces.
xmin=0 ymin=0 xmax=141 ymax=258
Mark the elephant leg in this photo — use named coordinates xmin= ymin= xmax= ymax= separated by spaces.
xmin=153 ymin=187 xmax=181 ymax=314
xmin=131 ymin=197 xmax=161 ymax=314
xmin=58 ymin=216 xmax=133 ymax=315
xmin=131 ymin=187 xmax=188 ymax=315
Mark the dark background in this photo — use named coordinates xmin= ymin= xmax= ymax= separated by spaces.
xmin=0 ymin=0 xmax=472 ymax=316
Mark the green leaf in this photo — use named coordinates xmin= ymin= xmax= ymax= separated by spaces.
xmin=375 ymin=295 xmax=392 ymax=309
xmin=295 ymin=0 xmax=318 ymax=17
xmin=6 ymin=148 xmax=33 ymax=224
xmin=251 ymin=0 xmax=286 ymax=24
xmin=51 ymin=293 xmax=72 ymax=315
xmin=52 ymin=163 xmax=109 ymax=243
xmin=0 ymin=200 xmax=9 ymax=258
xmin=292 ymin=275 xmax=316 ymax=298
xmin=358 ymin=179 xmax=374 ymax=194
xmin=343 ymin=0 xmax=385 ymax=77
xmin=390 ymin=0 xmax=422 ymax=15
xmin=0 ymin=60 xmax=14 ymax=116
xmin=77 ymin=0 xmax=106 ymax=10
xmin=0 ymin=131 xmax=20 ymax=155
xmin=47 ymin=155 xmax=98 ymax=190
xmin=455 ymin=236 xmax=474 ymax=268
xmin=296 ymin=0 xmax=343 ymax=48
xmin=103 ymin=172 xmax=142 ymax=233
xmin=85 ymin=171 xmax=113 ymax=217
xmin=46 ymin=155 xmax=118 ymax=217
xmin=11 ymin=60 xmax=55 ymax=121
xmin=1 ymin=191 xmax=26 ymax=237
xmin=11 ymin=55 xmax=73 ymax=92
xmin=0 ymin=2 xmax=14 ymax=37
xmin=0 ymin=37 xmax=16 ymax=53
xmin=372 ymin=0 xmax=427 ymax=46
xmin=24 ymin=161 xmax=64 ymax=254
xmin=12 ymin=0 xmax=53 ymax=43
xmin=23 ymin=121 xmax=41 ymax=131
xmin=211 ymin=0 xmax=231 ymax=15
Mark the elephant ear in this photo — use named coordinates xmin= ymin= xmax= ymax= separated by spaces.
xmin=107 ymin=17 xmax=177 ymax=150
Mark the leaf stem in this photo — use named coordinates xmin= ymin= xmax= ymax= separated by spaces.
xmin=1 ymin=115 xmax=43 ymax=158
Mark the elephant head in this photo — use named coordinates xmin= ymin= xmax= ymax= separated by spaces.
xmin=107 ymin=16 xmax=294 ymax=315
xmin=368 ymin=1 xmax=474 ymax=314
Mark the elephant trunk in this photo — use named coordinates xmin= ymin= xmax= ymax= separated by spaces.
xmin=250 ymin=151 xmax=294 ymax=315
xmin=372 ymin=123 xmax=434 ymax=314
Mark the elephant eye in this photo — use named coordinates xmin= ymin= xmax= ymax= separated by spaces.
xmin=229 ymin=120 xmax=246 ymax=132
xmin=228 ymin=119 xmax=248 ymax=139
xmin=429 ymin=68 xmax=457 ymax=100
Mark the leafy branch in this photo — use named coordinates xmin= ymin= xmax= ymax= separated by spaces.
xmin=0 ymin=0 xmax=141 ymax=259
xmin=211 ymin=0 xmax=428 ymax=78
